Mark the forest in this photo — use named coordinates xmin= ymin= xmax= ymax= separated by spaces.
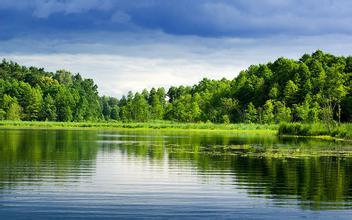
xmin=0 ymin=50 xmax=351 ymax=124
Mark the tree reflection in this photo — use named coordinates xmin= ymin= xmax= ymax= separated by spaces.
xmin=98 ymin=130 xmax=352 ymax=210
xmin=0 ymin=129 xmax=99 ymax=189
xmin=1 ymin=129 xmax=352 ymax=210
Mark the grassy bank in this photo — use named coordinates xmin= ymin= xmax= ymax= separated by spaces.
xmin=278 ymin=123 xmax=352 ymax=140
xmin=0 ymin=120 xmax=278 ymax=133
xmin=1 ymin=120 xmax=351 ymax=140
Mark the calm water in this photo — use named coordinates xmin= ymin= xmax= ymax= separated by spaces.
xmin=1 ymin=129 xmax=352 ymax=219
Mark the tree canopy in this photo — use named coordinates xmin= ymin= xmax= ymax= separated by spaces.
xmin=0 ymin=50 xmax=351 ymax=123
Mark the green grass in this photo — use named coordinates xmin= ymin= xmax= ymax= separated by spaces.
xmin=0 ymin=120 xmax=278 ymax=133
xmin=1 ymin=120 xmax=351 ymax=140
xmin=278 ymin=122 xmax=352 ymax=139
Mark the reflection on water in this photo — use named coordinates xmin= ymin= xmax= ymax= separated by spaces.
xmin=0 ymin=129 xmax=352 ymax=219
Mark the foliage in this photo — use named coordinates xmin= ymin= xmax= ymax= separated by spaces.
xmin=278 ymin=122 xmax=352 ymax=139
xmin=0 ymin=50 xmax=352 ymax=124
xmin=0 ymin=60 xmax=101 ymax=122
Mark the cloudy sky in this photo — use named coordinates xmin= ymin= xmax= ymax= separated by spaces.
xmin=1 ymin=0 xmax=352 ymax=97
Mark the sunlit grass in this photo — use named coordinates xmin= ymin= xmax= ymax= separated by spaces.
xmin=2 ymin=120 xmax=351 ymax=140
xmin=0 ymin=120 xmax=278 ymax=133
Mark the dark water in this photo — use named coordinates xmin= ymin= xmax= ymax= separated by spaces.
xmin=1 ymin=129 xmax=352 ymax=219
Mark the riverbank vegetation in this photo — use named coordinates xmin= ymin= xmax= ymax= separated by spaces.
xmin=1 ymin=120 xmax=351 ymax=140
xmin=278 ymin=122 xmax=352 ymax=139
xmin=0 ymin=120 xmax=278 ymax=133
xmin=1 ymin=50 xmax=351 ymax=125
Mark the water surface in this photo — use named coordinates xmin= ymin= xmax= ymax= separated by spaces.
xmin=1 ymin=129 xmax=352 ymax=219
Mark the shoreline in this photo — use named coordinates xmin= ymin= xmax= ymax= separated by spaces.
xmin=0 ymin=121 xmax=351 ymax=141
xmin=1 ymin=121 xmax=352 ymax=158
xmin=0 ymin=121 xmax=278 ymax=134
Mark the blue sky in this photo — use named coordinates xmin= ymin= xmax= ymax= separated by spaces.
xmin=1 ymin=0 xmax=352 ymax=96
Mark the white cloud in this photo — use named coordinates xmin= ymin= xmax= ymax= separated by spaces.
xmin=1 ymin=53 xmax=242 ymax=97
xmin=1 ymin=32 xmax=352 ymax=98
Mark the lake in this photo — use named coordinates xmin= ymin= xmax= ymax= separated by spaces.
xmin=0 ymin=129 xmax=352 ymax=219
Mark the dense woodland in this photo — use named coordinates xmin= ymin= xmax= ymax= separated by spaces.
xmin=0 ymin=50 xmax=351 ymax=123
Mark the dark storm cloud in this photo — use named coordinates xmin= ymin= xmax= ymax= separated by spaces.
xmin=1 ymin=0 xmax=352 ymax=39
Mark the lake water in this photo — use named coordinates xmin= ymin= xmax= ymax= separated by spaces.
xmin=0 ymin=129 xmax=352 ymax=219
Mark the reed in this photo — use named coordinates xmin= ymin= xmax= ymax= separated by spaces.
xmin=278 ymin=122 xmax=352 ymax=139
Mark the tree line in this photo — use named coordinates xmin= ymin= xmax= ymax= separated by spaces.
xmin=0 ymin=63 xmax=101 ymax=121
xmin=1 ymin=50 xmax=351 ymax=123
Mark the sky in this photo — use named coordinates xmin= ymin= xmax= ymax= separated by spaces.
xmin=1 ymin=0 xmax=352 ymax=97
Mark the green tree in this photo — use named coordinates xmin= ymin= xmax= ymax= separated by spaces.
xmin=132 ymin=92 xmax=150 ymax=122
xmin=40 ymin=94 xmax=57 ymax=121
xmin=1 ymin=95 xmax=22 ymax=120
xmin=6 ymin=102 xmax=22 ymax=121
xmin=25 ymin=86 xmax=43 ymax=120
xmin=323 ymin=64 xmax=347 ymax=123
xmin=0 ymin=109 xmax=5 ymax=120
xmin=269 ymin=83 xmax=280 ymax=99
xmin=110 ymin=106 xmax=120 ymax=120
xmin=168 ymin=94 xmax=201 ymax=122
xmin=222 ymin=115 xmax=230 ymax=124
xmin=284 ymin=80 xmax=299 ymax=104
xmin=274 ymin=101 xmax=291 ymax=123
xmin=101 ymin=96 xmax=111 ymax=120
xmin=55 ymin=87 xmax=74 ymax=122
xmin=245 ymin=102 xmax=257 ymax=123
xmin=149 ymin=90 xmax=164 ymax=120
xmin=262 ymin=100 xmax=274 ymax=123
xmin=1 ymin=50 xmax=352 ymax=124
